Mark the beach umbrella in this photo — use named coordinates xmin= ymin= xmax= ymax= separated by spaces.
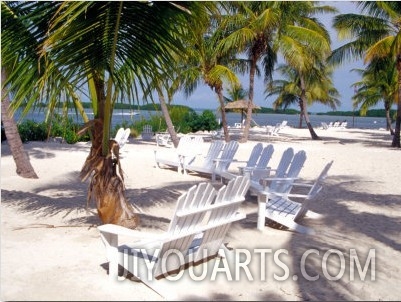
xmin=224 ymin=99 xmax=261 ymax=123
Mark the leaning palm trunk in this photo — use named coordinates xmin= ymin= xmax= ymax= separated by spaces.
xmin=1 ymin=68 xmax=38 ymax=179
xmin=300 ymin=78 xmax=320 ymax=140
xmin=392 ymin=59 xmax=401 ymax=148
xmin=156 ymin=87 xmax=179 ymax=148
xmin=79 ymin=119 xmax=139 ymax=229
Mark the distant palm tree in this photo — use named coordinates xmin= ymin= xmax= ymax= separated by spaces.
xmin=1 ymin=1 xmax=206 ymax=228
xmin=330 ymin=1 xmax=401 ymax=147
xmin=352 ymin=57 xmax=396 ymax=135
xmin=267 ymin=64 xmax=340 ymax=130
xmin=176 ymin=5 xmax=241 ymax=142
xmin=226 ymin=86 xmax=249 ymax=103
xmin=219 ymin=1 xmax=335 ymax=141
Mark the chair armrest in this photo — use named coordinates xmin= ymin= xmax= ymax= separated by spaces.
xmin=260 ymin=176 xmax=300 ymax=184
xmin=98 ymin=224 xmax=159 ymax=241
xmin=213 ymin=158 xmax=232 ymax=164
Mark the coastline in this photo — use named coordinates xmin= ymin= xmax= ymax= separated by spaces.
xmin=1 ymin=127 xmax=401 ymax=301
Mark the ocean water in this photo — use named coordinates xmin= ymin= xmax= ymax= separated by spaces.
xmin=14 ymin=108 xmax=389 ymax=130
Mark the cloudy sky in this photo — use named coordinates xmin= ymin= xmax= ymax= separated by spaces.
xmin=173 ymin=1 xmax=367 ymax=113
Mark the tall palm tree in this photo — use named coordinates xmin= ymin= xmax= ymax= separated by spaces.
xmin=177 ymin=4 xmax=241 ymax=142
xmin=330 ymin=1 xmax=401 ymax=147
xmin=1 ymin=1 xmax=207 ymax=228
xmin=352 ymin=57 xmax=396 ymax=135
xmin=218 ymin=1 xmax=278 ymax=142
xmin=267 ymin=64 xmax=340 ymax=129
xmin=219 ymin=1 xmax=335 ymax=141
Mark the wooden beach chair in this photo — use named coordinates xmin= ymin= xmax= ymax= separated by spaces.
xmin=321 ymin=122 xmax=330 ymax=130
xmin=258 ymin=160 xmax=333 ymax=234
xmin=247 ymin=147 xmax=294 ymax=197
xmin=154 ymin=135 xmax=204 ymax=174
xmin=112 ymin=128 xmax=130 ymax=149
xmin=238 ymin=144 xmax=275 ymax=178
xmin=97 ymin=175 xmax=250 ymax=299
xmin=183 ymin=140 xmax=239 ymax=181
xmin=219 ymin=142 xmax=263 ymax=181
xmin=211 ymin=140 xmax=240 ymax=181
xmin=141 ymin=124 xmax=153 ymax=141
xmin=267 ymin=120 xmax=288 ymax=136
xmin=181 ymin=140 xmax=224 ymax=175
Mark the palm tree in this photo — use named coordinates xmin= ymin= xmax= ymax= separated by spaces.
xmin=218 ymin=1 xmax=278 ymax=142
xmin=272 ymin=2 xmax=335 ymax=139
xmin=1 ymin=1 xmax=207 ymax=228
xmin=330 ymin=1 xmax=401 ymax=147
xmin=218 ymin=1 xmax=335 ymax=141
xmin=267 ymin=64 xmax=340 ymax=130
xmin=352 ymin=57 xmax=396 ymax=135
xmin=1 ymin=68 xmax=38 ymax=179
xmin=176 ymin=4 xmax=241 ymax=142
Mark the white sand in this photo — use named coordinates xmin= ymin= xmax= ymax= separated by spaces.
xmin=1 ymin=127 xmax=401 ymax=301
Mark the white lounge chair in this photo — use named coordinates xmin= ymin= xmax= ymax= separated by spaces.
xmin=267 ymin=120 xmax=288 ymax=136
xmin=321 ymin=122 xmax=330 ymax=130
xmin=258 ymin=161 xmax=333 ymax=234
xmin=181 ymin=140 xmax=225 ymax=175
xmin=212 ymin=140 xmax=240 ymax=181
xmin=141 ymin=124 xmax=153 ymax=141
xmin=239 ymin=144 xmax=274 ymax=178
xmin=184 ymin=140 xmax=239 ymax=181
xmin=155 ymin=132 xmax=173 ymax=147
xmin=98 ymin=175 xmax=250 ymax=299
xmin=185 ymin=141 xmax=239 ymax=181
xmin=113 ymin=127 xmax=125 ymax=143
xmin=154 ymin=135 xmax=204 ymax=173
xmin=247 ymin=147 xmax=295 ymax=196
xmin=220 ymin=143 xmax=263 ymax=181
xmin=112 ymin=128 xmax=130 ymax=149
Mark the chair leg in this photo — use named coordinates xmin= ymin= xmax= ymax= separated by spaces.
xmin=257 ymin=194 xmax=267 ymax=231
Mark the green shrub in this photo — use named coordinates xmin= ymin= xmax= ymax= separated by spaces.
xmin=185 ymin=110 xmax=219 ymax=132
xmin=17 ymin=114 xmax=90 ymax=144
xmin=18 ymin=120 xmax=48 ymax=142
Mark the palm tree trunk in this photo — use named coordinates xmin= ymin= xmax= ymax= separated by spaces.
xmin=384 ymin=102 xmax=394 ymax=135
xmin=298 ymin=110 xmax=304 ymax=128
xmin=1 ymin=68 xmax=38 ymax=179
xmin=242 ymin=57 xmax=258 ymax=143
xmin=300 ymin=77 xmax=320 ymax=140
xmin=216 ymin=87 xmax=230 ymax=142
xmin=391 ymin=57 xmax=401 ymax=147
xmin=156 ymin=86 xmax=179 ymax=148
xmin=79 ymin=74 xmax=139 ymax=229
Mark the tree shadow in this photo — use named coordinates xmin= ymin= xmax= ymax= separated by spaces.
xmin=280 ymin=174 xmax=400 ymax=300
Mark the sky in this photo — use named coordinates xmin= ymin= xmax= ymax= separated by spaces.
xmin=172 ymin=1 xmax=368 ymax=113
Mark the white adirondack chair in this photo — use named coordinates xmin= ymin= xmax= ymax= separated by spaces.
xmin=113 ymin=128 xmax=125 ymax=143
xmin=247 ymin=147 xmax=294 ymax=196
xmin=267 ymin=120 xmax=288 ymax=136
xmin=154 ymin=136 xmax=204 ymax=173
xmin=259 ymin=160 xmax=333 ymax=234
xmin=239 ymin=144 xmax=274 ymax=177
xmin=211 ymin=141 xmax=240 ymax=181
xmin=119 ymin=128 xmax=131 ymax=148
xmin=220 ymin=143 xmax=274 ymax=179
xmin=112 ymin=128 xmax=130 ymax=149
xmin=235 ymin=142 xmax=263 ymax=172
xmin=185 ymin=140 xmax=239 ymax=181
xmin=141 ymin=124 xmax=153 ymax=141
xmin=181 ymin=140 xmax=225 ymax=175
xmin=97 ymin=175 xmax=250 ymax=299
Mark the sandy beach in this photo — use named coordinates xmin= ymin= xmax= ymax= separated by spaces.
xmin=1 ymin=126 xmax=401 ymax=301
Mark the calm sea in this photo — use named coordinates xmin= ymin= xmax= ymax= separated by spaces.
xmin=14 ymin=108 xmax=389 ymax=130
